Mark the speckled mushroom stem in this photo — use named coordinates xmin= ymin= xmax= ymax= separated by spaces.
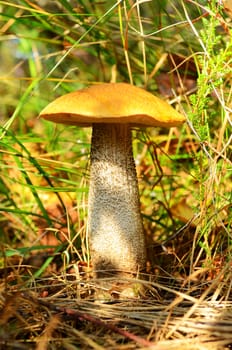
xmin=88 ymin=123 xmax=146 ymax=278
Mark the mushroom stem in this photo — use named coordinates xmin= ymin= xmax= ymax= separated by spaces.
xmin=88 ymin=123 xmax=146 ymax=277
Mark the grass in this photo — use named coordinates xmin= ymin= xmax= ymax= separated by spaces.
xmin=0 ymin=0 xmax=232 ymax=348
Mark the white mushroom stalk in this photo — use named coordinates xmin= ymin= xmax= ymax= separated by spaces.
xmin=89 ymin=123 xmax=146 ymax=277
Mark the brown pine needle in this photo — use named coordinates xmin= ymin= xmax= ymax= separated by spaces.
xmin=22 ymin=292 xmax=153 ymax=348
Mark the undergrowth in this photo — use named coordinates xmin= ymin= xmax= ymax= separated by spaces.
xmin=0 ymin=0 xmax=231 ymax=349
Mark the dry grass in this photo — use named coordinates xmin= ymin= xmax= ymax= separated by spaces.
xmin=1 ymin=258 xmax=232 ymax=349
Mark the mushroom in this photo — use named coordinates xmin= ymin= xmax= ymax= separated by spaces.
xmin=40 ymin=83 xmax=185 ymax=278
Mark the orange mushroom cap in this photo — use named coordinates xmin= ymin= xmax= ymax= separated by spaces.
xmin=40 ymin=83 xmax=186 ymax=127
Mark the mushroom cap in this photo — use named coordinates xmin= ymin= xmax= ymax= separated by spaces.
xmin=40 ymin=83 xmax=185 ymax=127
